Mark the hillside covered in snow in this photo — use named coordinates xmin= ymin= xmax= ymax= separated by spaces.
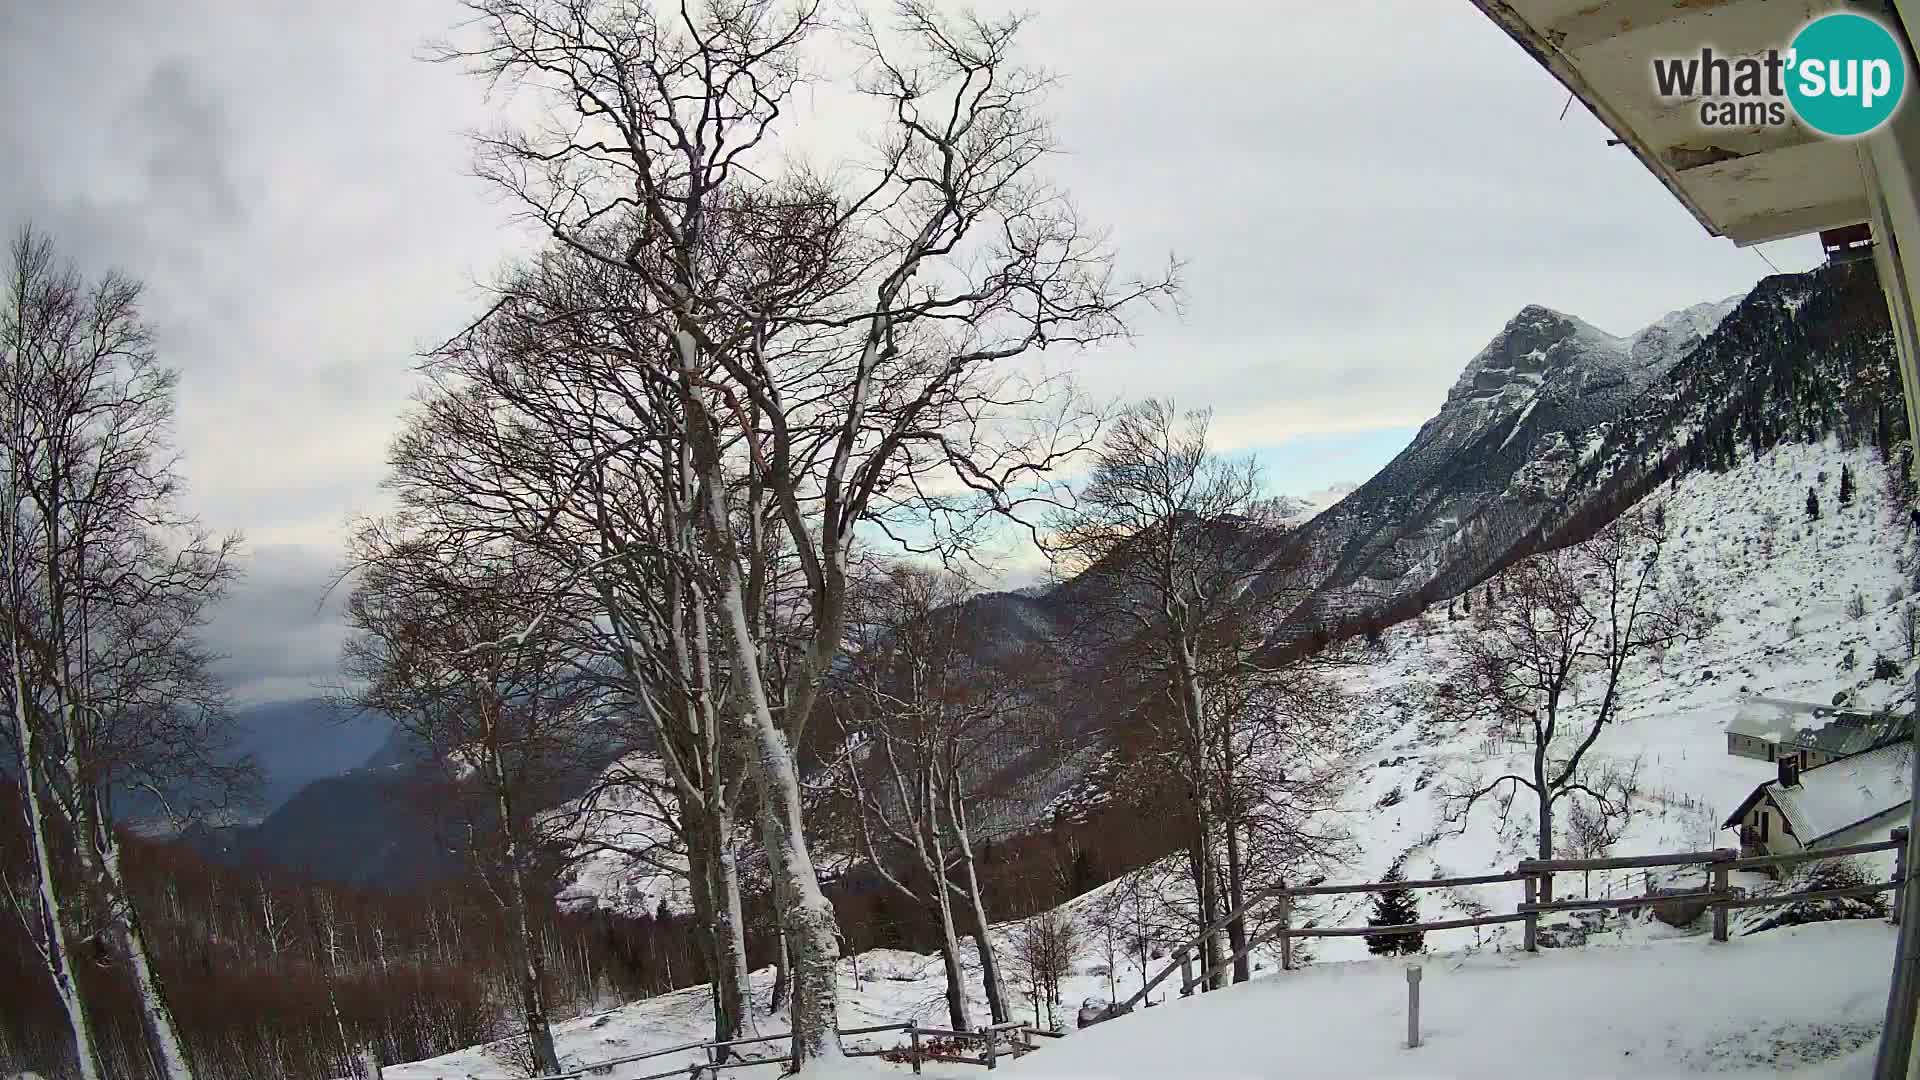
xmin=481 ymin=438 xmax=1920 ymax=1080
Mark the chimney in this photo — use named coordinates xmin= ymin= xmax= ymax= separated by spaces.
xmin=1778 ymin=755 xmax=1801 ymax=789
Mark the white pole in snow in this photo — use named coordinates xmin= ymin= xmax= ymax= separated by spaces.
xmin=1405 ymin=965 xmax=1422 ymax=1049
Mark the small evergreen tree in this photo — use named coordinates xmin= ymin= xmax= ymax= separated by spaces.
xmin=1462 ymin=591 xmax=1472 ymax=615
xmin=1807 ymin=486 xmax=1821 ymax=521
xmin=1365 ymin=864 xmax=1423 ymax=956
xmin=1070 ymin=847 xmax=1097 ymax=894
xmin=1839 ymin=464 xmax=1855 ymax=506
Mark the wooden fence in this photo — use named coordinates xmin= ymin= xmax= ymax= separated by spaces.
xmin=375 ymin=832 xmax=1911 ymax=1078
xmin=446 ymin=1019 xmax=1048 ymax=1080
xmin=1120 ymin=827 xmax=1912 ymax=1012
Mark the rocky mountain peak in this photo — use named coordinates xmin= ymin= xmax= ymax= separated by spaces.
xmin=1445 ymin=305 xmax=1618 ymax=404
xmin=1625 ymin=296 xmax=1742 ymax=379
xmin=1445 ymin=297 xmax=1737 ymax=407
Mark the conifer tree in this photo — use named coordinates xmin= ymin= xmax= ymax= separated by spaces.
xmin=1365 ymin=863 xmax=1423 ymax=956
xmin=1839 ymin=464 xmax=1855 ymax=506
xmin=1807 ymin=486 xmax=1821 ymax=521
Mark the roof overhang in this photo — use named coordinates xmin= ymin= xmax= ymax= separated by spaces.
xmin=1469 ymin=0 xmax=1889 ymax=245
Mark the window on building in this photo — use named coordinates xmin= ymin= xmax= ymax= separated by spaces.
xmin=1759 ymin=811 xmax=1770 ymax=841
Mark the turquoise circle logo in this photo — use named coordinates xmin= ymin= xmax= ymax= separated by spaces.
xmin=1786 ymin=13 xmax=1907 ymax=137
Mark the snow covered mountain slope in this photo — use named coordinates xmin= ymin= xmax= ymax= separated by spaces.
xmin=1260 ymin=296 xmax=1741 ymax=634
xmin=553 ymin=755 xmax=690 ymax=919
xmin=1298 ymin=438 xmax=1914 ymax=959
xmin=1268 ymin=482 xmax=1361 ymax=528
xmin=1560 ymin=262 xmax=1898 ymax=538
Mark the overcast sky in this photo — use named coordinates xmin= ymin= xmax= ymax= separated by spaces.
xmin=0 ymin=0 xmax=1823 ymax=704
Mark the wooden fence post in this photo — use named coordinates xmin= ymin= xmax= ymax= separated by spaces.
xmin=1895 ymin=827 xmax=1910 ymax=927
xmin=908 ymin=1022 xmax=921 ymax=1075
xmin=1711 ymin=855 xmax=1731 ymax=943
xmin=1278 ymin=881 xmax=1294 ymax=972
xmin=984 ymin=1026 xmax=997 ymax=1071
xmin=1179 ymin=948 xmax=1194 ymax=996
xmin=1522 ymin=872 xmax=1539 ymax=953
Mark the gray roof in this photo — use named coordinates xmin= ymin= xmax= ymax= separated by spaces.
xmin=1768 ymin=743 xmax=1915 ymax=846
xmin=1725 ymin=698 xmax=1909 ymax=758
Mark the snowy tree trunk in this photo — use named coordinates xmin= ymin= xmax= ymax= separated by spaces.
xmin=753 ymin=788 xmax=793 ymax=1020
xmin=951 ymin=808 xmax=1010 ymax=1024
xmin=93 ymin=822 xmax=196 ymax=1080
xmin=722 ymin=592 xmax=840 ymax=1064
xmin=1170 ymin=625 xmax=1226 ymax=990
xmin=681 ymin=330 xmax=839 ymax=1065
xmin=711 ymin=814 xmax=758 ymax=1041
xmin=686 ymin=840 xmax=725 ymax=1032
xmin=1534 ymin=752 xmax=1555 ymax=904
xmin=1222 ymin=810 xmax=1249 ymax=984
xmin=494 ymin=782 xmax=561 ymax=1075
xmin=319 ymin=909 xmax=354 ymax=1076
xmin=8 ymin=745 xmax=104 ymax=1080
xmin=944 ymin=790 xmax=1007 ymax=1023
xmin=736 ymin=733 xmax=840 ymax=1066
xmin=691 ymin=809 xmax=757 ymax=1044
xmin=1193 ymin=839 xmax=1226 ymax=991
xmin=5 ymin=465 xmax=104 ymax=1080
xmin=46 ymin=645 xmax=193 ymax=1080
xmin=969 ymin=926 xmax=1008 ymax=1024
xmin=770 ymin=929 xmax=791 ymax=1016
xmin=933 ymin=911 xmax=971 ymax=1032
xmin=925 ymin=797 xmax=973 ymax=1032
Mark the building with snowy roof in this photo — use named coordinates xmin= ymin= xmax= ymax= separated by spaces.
xmin=1725 ymin=697 xmax=1911 ymax=770
xmin=1723 ymin=743 xmax=1915 ymax=864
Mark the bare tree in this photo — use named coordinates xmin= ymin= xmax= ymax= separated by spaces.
xmin=1013 ymin=909 xmax=1077 ymax=1031
xmin=1044 ymin=400 xmax=1282 ymax=989
xmin=834 ymin=564 xmax=1027 ymax=1029
xmin=1198 ymin=627 xmax=1351 ymax=981
xmin=0 ymin=226 xmax=246 ymax=1080
xmin=1565 ymin=759 xmax=1641 ymax=898
xmin=1444 ymin=504 xmax=1694 ymax=898
xmin=390 ymin=239 xmax=779 ymax=1046
xmin=432 ymin=0 xmax=1172 ymax=1060
xmin=341 ymin=537 xmax=606 ymax=1075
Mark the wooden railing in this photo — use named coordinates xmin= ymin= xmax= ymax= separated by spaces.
xmin=1517 ymin=832 xmax=1910 ymax=945
xmin=1119 ymin=827 xmax=1913 ymax=1013
xmin=449 ymin=1019 xmax=1047 ymax=1080
xmin=415 ymin=832 xmax=1915 ymax=1077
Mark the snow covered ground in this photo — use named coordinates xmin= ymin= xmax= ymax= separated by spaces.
xmin=378 ymin=951 xmax=997 ymax=1080
xmin=389 ymin=439 xmax=1915 ymax=1080
xmin=381 ymin=918 xmax=1901 ymax=1080
xmin=1000 ymin=921 xmax=1897 ymax=1080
